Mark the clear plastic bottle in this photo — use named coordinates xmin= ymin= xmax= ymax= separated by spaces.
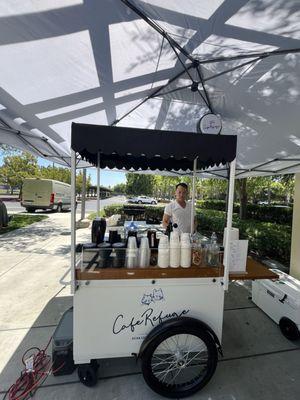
xmin=206 ymin=237 xmax=219 ymax=267
xmin=211 ymin=231 xmax=217 ymax=243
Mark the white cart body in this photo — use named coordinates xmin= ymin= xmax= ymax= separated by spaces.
xmin=74 ymin=277 xmax=224 ymax=364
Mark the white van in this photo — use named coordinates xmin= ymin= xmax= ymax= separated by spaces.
xmin=21 ymin=178 xmax=71 ymax=212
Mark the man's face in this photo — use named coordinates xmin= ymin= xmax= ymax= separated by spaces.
xmin=175 ymin=185 xmax=188 ymax=202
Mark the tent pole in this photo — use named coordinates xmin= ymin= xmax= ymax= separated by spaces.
xmin=81 ymin=168 xmax=86 ymax=220
xmin=97 ymin=152 xmax=100 ymax=217
xmin=71 ymin=149 xmax=76 ymax=294
xmin=223 ymin=158 xmax=236 ymax=291
xmin=190 ymin=158 xmax=197 ymax=234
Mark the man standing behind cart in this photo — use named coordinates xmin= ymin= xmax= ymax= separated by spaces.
xmin=162 ymin=182 xmax=195 ymax=234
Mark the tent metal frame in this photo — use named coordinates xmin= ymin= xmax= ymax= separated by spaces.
xmin=114 ymin=0 xmax=300 ymax=178
xmin=2 ymin=1 xmax=300 ymax=177
xmin=119 ymin=0 xmax=300 ymax=127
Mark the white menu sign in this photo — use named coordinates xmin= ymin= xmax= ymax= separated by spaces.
xmin=229 ymin=240 xmax=248 ymax=272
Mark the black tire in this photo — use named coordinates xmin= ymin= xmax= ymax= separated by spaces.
xmin=26 ymin=207 xmax=35 ymax=213
xmin=151 ymin=201 xmax=156 ymax=205
xmin=138 ymin=200 xmax=142 ymax=204
xmin=78 ymin=364 xmax=98 ymax=387
xmin=279 ymin=318 xmax=300 ymax=341
xmin=141 ymin=325 xmax=218 ymax=398
xmin=57 ymin=204 xmax=62 ymax=213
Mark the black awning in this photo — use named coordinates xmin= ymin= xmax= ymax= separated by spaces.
xmin=71 ymin=123 xmax=237 ymax=171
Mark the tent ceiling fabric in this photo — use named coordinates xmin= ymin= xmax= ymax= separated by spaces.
xmin=71 ymin=122 xmax=237 ymax=170
xmin=0 ymin=0 xmax=300 ymax=177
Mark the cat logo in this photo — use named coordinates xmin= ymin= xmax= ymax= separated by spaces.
xmin=141 ymin=288 xmax=164 ymax=306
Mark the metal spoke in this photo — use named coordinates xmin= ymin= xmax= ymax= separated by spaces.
xmin=169 ymin=335 xmax=180 ymax=352
xmin=151 ymin=333 xmax=209 ymax=387
xmin=155 ymin=363 xmax=178 ymax=382
xmin=185 ymin=351 xmax=206 ymax=368
xmin=152 ymin=353 xmax=174 ymax=363
xmin=152 ymin=354 xmax=175 ymax=368
xmin=161 ymin=338 xmax=174 ymax=353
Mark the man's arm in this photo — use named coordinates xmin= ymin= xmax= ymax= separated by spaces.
xmin=162 ymin=213 xmax=170 ymax=229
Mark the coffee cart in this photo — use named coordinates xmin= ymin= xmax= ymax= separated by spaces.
xmin=69 ymin=123 xmax=278 ymax=398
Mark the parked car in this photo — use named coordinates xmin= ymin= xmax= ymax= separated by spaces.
xmin=127 ymin=195 xmax=157 ymax=205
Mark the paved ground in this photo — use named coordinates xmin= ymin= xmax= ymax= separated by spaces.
xmin=0 ymin=212 xmax=299 ymax=400
xmin=2 ymin=195 xmax=127 ymax=214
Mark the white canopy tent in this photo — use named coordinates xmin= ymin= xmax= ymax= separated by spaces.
xmin=0 ymin=0 xmax=300 ymax=178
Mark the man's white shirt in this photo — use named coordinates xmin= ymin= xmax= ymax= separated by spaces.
xmin=164 ymin=200 xmax=192 ymax=234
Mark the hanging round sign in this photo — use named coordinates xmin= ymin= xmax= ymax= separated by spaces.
xmin=197 ymin=113 xmax=222 ymax=134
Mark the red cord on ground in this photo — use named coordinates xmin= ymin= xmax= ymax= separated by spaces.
xmin=4 ymin=336 xmax=65 ymax=400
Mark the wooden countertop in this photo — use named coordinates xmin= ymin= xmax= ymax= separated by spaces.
xmin=75 ymin=257 xmax=279 ymax=281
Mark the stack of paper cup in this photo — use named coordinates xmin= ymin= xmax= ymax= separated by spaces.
xmin=181 ymin=234 xmax=191 ymax=268
xmin=170 ymin=231 xmax=180 ymax=268
xmin=138 ymin=237 xmax=150 ymax=268
xmin=158 ymin=235 xmax=169 ymax=268
xmin=126 ymin=236 xmax=138 ymax=268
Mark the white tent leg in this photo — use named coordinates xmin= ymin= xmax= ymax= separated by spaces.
xmin=71 ymin=149 xmax=76 ymax=294
xmin=223 ymin=158 xmax=236 ymax=291
xmin=80 ymin=168 xmax=86 ymax=220
xmin=97 ymin=152 xmax=100 ymax=217
xmin=190 ymin=158 xmax=197 ymax=234
xmin=290 ymin=172 xmax=300 ymax=279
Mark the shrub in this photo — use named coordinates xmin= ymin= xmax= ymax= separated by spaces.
xmin=103 ymin=204 xmax=124 ymax=217
xmin=197 ymin=200 xmax=239 ymax=213
xmin=246 ymin=204 xmax=292 ymax=225
xmin=196 ymin=200 xmax=293 ymax=225
xmin=196 ymin=208 xmax=291 ymax=266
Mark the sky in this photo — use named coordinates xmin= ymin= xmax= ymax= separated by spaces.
xmin=37 ymin=157 xmax=126 ymax=188
xmin=0 ymin=153 xmax=126 ymax=188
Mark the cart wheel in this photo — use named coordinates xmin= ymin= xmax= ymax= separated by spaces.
xmin=279 ymin=318 xmax=300 ymax=341
xmin=78 ymin=363 xmax=98 ymax=387
xmin=141 ymin=325 xmax=218 ymax=398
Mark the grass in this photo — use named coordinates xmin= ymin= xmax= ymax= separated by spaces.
xmin=0 ymin=214 xmax=48 ymax=234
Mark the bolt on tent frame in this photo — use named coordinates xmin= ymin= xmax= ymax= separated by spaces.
xmin=69 ymin=123 xmax=277 ymax=397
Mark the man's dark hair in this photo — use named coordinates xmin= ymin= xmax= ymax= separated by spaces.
xmin=176 ymin=182 xmax=188 ymax=190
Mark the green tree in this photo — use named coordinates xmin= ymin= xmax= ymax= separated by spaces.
xmin=126 ymin=173 xmax=155 ymax=195
xmin=39 ymin=165 xmax=71 ymax=184
xmin=247 ymin=176 xmax=286 ymax=204
xmin=75 ymin=170 xmax=92 ymax=194
xmin=0 ymin=153 xmax=39 ymax=193
xmin=113 ymin=183 xmax=127 ymax=194
xmin=0 ymin=145 xmax=21 ymax=156
xmin=196 ymin=178 xmax=227 ymax=200
xmin=276 ymin=174 xmax=294 ymax=204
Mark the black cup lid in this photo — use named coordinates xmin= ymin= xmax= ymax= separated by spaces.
xmin=97 ymin=242 xmax=111 ymax=248
xmin=83 ymin=243 xmax=97 ymax=249
xmin=112 ymin=242 xmax=126 ymax=248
